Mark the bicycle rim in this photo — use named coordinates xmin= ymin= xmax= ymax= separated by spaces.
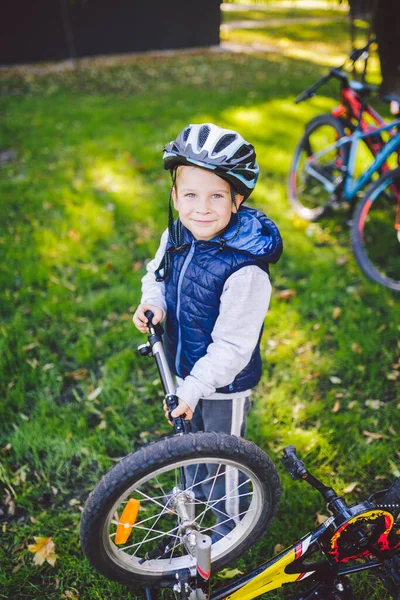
xmin=101 ymin=457 xmax=264 ymax=577
xmin=353 ymin=170 xmax=400 ymax=291
xmin=289 ymin=116 xmax=347 ymax=221
xmin=80 ymin=433 xmax=280 ymax=585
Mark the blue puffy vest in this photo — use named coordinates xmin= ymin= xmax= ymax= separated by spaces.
xmin=162 ymin=206 xmax=283 ymax=394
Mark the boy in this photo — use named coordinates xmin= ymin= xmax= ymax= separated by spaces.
xmin=133 ymin=123 xmax=282 ymax=539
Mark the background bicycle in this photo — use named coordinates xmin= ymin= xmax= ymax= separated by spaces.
xmin=288 ymin=40 xmax=400 ymax=290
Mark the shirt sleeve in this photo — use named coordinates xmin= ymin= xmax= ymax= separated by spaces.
xmin=140 ymin=228 xmax=169 ymax=319
xmin=175 ymin=266 xmax=272 ymax=412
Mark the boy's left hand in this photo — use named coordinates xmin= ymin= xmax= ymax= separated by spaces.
xmin=163 ymin=398 xmax=193 ymax=423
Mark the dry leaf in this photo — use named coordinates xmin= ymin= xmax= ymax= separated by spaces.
xmin=332 ymin=307 xmax=341 ymax=319
xmin=62 ymin=588 xmax=79 ymax=599
xmin=316 ymin=513 xmax=329 ymax=524
xmin=331 ymin=401 xmax=340 ymax=413
xmin=329 ymin=376 xmax=342 ymax=385
xmin=343 ymin=481 xmax=358 ymax=494
xmin=365 ymin=399 xmax=381 ymax=410
xmin=22 ymin=342 xmax=38 ymax=352
xmin=278 ymin=289 xmax=296 ymax=301
xmin=98 ymin=420 xmax=107 ymax=430
xmin=351 ymin=343 xmax=362 ymax=354
xmin=217 ymin=567 xmax=244 ymax=579
xmin=336 ymin=256 xmax=348 ymax=266
xmin=28 ymin=536 xmax=58 ymax=566
xmin=274 ymin=543 xmax=285 ymax=553
xmin=26 ymin=358 xmax=39 ymax=369
xmin=65 ymin=369 xmax=88 ymax=381
xmin=88 ymin=386 xmax=103 ymax=401
xmin=363 ymin=430 xmax=387 ymax=440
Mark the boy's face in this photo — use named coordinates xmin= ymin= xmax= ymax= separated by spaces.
xmin=172 ymin=166 xmax=244 ymax=241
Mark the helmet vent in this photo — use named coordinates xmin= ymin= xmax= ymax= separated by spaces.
xmin=232 ymin=144 xmax=251 ymax=160
xmin=198 ymin=125 xmax=210 ymax=148
xmin=183 ymin=127 xmax=191 ymax=142
xmin=213 ymin=134 xmax=237 ymax=154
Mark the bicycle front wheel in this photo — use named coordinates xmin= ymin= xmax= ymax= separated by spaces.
xmin=80 ymin=432 xmax=280 ymax=587
xmin=288 ymin=114 xmax=349 ymax=221
xmin=352 ymin=167 xmax=400 ymax=291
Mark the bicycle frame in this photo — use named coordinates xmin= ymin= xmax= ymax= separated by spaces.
xmin=210 ymin=507 xmax=398 ymax=600
xmin=305 ymin=119 xmax=400 ymax=201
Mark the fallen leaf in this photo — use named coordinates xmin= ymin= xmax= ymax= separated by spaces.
xmin=316 ymin=513 xmax=329 ymax=524
xmin=88 ymin=386 xmax=103 ymax=401
xmin=331 ymin=401 xmax=340 ymax=413
xmin=278 ymin=289 xmax=296 ymax=301
xmin=363 ymin=430 xmax=388 ymax=440
xmin=62 ymin=588 xmax=79 ymax=599
xmin=28 ymin=536 xmax=58 ymax=566
xmin=274 ymin=543 xmax=285 ymax=553
xmin=329 ymin=376 xmax=342 ymax=384
xmin=343 ymin=481 xmax=358 ymax=494
xmin=26 ymin=358 xmax=39 ymax=369
xmin=65 ymin=369 xmax=88 ymax=381
xmin=351 ymin=343 xmax=362 ymax=354
xmin=22 ymin=342 xmax=38 ymax=352
xmin=365 ymin=399 xmax=381 ymax=410
xmin=332 ymin=307 xmax=341 ymax=319
xmin=336 ymin=256 xmax=348 ymax=266
xmin=217 ymin=567 xmax=244 ymax=579
xmin=98 ymin=420 xmax=107 ymax=430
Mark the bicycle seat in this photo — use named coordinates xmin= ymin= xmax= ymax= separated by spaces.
xmin=349 ymin=80 xmax=379 ymax=95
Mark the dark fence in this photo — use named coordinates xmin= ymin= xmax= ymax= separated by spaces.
xmin=1 ymin=0 xmax=222 ymax=65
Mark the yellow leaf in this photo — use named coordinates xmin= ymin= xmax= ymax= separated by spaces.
xmin=278 ymin=289 xmax=296 ymax=301
xmin=332 ymin=307 xmax=341 ymax=319
xmin=28 ymin=536 xmax=58 ymax=566
xmin=316 ymin=513 xmax=329 ymax=524
xmin=343 ymin=481 xmax=358 ymax=494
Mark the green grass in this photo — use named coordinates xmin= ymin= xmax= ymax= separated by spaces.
xmin=1 ymin=13 xmax=399 ymax=600
xmin=221 ymin=8 xmax=346 ymax=22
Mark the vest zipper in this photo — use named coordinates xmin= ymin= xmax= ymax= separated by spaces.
xmin=175 ymin=240 xmax=196 ymax=377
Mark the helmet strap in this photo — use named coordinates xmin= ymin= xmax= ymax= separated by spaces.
xmin=168 ymin=168 xmax=183 ymax=247
xmin=218 ymin=187 xmax=241 ymax=250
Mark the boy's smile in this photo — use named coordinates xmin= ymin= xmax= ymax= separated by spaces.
xmin=172 ymin=166 xmax=244 ymax=241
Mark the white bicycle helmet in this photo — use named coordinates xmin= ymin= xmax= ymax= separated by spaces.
xmin=163 ymin=123 xmax=259 ymax=199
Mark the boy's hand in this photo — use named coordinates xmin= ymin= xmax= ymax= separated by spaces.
xmin=133 ymin=304 xmax=164 ymax=333
xmin=163 ymin=399 xmax=193 ymax=423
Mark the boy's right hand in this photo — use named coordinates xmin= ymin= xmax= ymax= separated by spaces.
xmin=132 ymin=304 xmax=164 ymax=333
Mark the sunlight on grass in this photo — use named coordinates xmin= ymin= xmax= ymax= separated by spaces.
xmin=1 ymin=12 xmax=399 ymax=599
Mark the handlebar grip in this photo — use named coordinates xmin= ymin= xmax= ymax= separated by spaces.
xmin=144 ymin=309 xmax=154 ymax=325
xmin=295 ymin=90 xmax=315 ymax=104
xmin=281 ymin=446 xmax=308 ymax=480
xmin=166 ymin=394 xmax=186 ymax=435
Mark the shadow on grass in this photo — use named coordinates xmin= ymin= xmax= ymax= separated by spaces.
xmin=0 ymin=49 xmax=399 ymax=599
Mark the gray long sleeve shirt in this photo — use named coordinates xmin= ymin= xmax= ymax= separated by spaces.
xmin=141 ymin=229 xmax=271 ymax=412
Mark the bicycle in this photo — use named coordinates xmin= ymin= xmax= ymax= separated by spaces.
xmin=287 ymin=39 xmax=400 ymax=291
xmin=80 ymin=312 xmax=400 ymax=599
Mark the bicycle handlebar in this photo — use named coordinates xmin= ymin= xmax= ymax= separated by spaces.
xmin=295 ymin=38 xmax=377 ymax=105
xmin=281 ymin=446 xmax=349 ymax=515
xmin=141 ymin=310 xmax=189 ymax=435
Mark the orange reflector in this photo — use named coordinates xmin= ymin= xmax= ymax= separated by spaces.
xmin=115 ymin=498 xmax=140 ymax=544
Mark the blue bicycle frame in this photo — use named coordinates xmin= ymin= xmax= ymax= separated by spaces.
xmin=305 ymin=119 xmax=400 ymax=200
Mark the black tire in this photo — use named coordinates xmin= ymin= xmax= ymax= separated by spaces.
xmin=80 ymin=432 xmax=280 ymax=586
xmin=351 ymin=168 xmax=400 ymax=291
xmin=288 ymin=114 xmax=349 ymax=221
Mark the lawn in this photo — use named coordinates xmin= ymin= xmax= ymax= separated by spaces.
xmin=0 ymin=10 xmax=399 ymax=600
